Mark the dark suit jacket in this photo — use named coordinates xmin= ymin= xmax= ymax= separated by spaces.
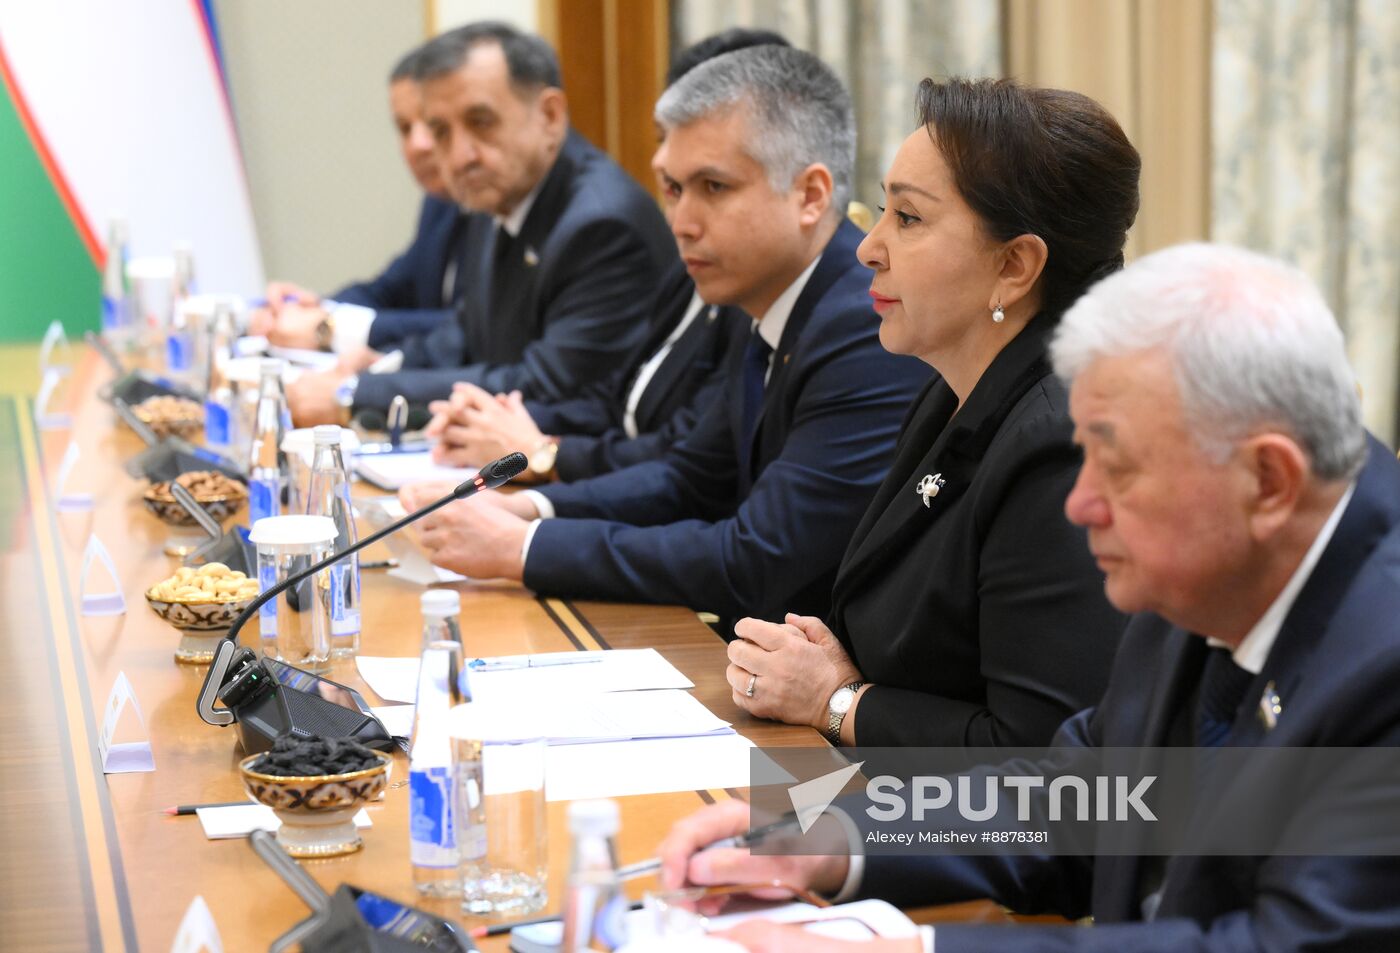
xmin=522 ymin=220 xmax=932 ymax=626
xmin=330 ymin=194 xmax=463 ymax=350
xmin=829 ymin=313 xmax=1127 ymax=749
xmin=525 ymin=260 xmax=748 ymax=481
xmin=354 ymin=131 xmax=676 ymax=410
xmin=859 ymin=436 xmax=1400 ymax=952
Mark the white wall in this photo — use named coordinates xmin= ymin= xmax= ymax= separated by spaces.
xmin=433 ymin=0 xmax=537 ymax=33
xmin=215 ymin=0 xmax=427 ymax=293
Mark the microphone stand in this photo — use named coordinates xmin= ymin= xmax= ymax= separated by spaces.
xmin=196 ymin=451 xmax=527 ymax=727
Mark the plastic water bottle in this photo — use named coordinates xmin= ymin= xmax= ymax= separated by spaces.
xmin=410 ymin=638 xmax=465 ymax=897
xmin=247 ymin=359 xmax=290 ymax=525
xmin=100 ymin=217 xmax=133 ymax=345
xmin=306 ymin=426 xmax=361 ymax=658
xmin=421 ymin=589 xmax=462 ymax=652
xmin=561 ymin=799 xmax=629 ymax=951
xmin=203 ymin=304 xmax=237 ymax=452
xmin=166 ymin=243 xmax=197 ymax=381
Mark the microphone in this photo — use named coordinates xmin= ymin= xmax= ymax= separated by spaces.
xmin=196 ymin=451 xmax=527 ymax=733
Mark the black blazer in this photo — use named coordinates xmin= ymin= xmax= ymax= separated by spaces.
xmin=355 ymin=131 xmax=676 ymax=411
xmin=525 ymin=260 xmax=748 ymax=481
xmin=860 ymin=438 xmax=1400 ymax=952
xmin=331 ymin=194 xmax=463 ymax=350
xmin=829 ymin=313 xmax=1126 ymax=748
xmin=522 ymin=220 xmax=932 ymax=626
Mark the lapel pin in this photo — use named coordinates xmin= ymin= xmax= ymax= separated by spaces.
xmin=523 ymin=246 xmax=539 ymax=267
xmin=782 ymin=354 xmax=791 ymax=365
xmin=1257 ymin=680 xmax=1282 ymax=731
xmin=706 ymin=305 xmax=719 ymax=323
xmin=916 ymin=473 xmax=946 ymax=508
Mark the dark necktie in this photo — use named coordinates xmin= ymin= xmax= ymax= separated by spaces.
xmin=489 ymin=225 xmax=516 ymax=314
xmin=1194 ymin=646 xmax=1254 ymax=748
xmin=740 ymin=329 xmax=773 ymax=468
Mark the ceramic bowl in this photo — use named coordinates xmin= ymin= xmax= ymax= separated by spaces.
xmin=238 ymin=752 xmax=392 ymax=858
xmin=144 ymin=590 xmax=254 ymax=664
xmin=131 ymin=398 xmax=204 ymax=439
xmin=141 ymin=485 xmax=246 ymax=528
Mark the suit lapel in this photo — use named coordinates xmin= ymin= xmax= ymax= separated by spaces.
xmin=831 ymin=311 xmax=1059 ymax=606
xmin=628 ymin=269 xmax=706 ymax=422
xmin=739 ymin=221 xmax=864 ymax=479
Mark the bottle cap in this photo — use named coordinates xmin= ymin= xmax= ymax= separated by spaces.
xmin=568 ymin=799 xmax=620 ymax=837
xmin=421 ymin=589 xmax=460 ymax=618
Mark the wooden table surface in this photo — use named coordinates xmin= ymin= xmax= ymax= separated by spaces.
xmin=0 ymin=351 xmax=1015 ymax=951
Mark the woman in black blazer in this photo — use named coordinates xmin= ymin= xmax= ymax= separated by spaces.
xmin=726 ymin=78 xmax=1141 ymax=749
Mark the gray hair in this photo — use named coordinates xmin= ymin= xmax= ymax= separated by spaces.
xmin=1051 ymin=243 xmax=1365 ymax=481
xmin=654 ymin=45 xmax=855 ymax=211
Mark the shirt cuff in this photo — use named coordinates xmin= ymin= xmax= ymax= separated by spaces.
xmin=521 ymin=489 xmax=555 ymax=520
xmin=921 ymin=925 xmax=935 ymax=953
xmin=824 ymin=806 xmax=866 ymax=903
xmin=521 ymin=518 xmax=543 ymax=570
xmin=324 ymin=301 xmax=375 ymax=354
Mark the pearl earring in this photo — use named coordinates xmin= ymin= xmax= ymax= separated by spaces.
xmin=992 ymin=304 xmax=1005 ymax=324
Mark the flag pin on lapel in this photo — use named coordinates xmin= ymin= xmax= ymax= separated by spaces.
xmin=1257 ymin=680 xmax=1282 ymax=731
xmin=523 ymin=246 xmax=539 ymax=267
xmin=916 ymin=473 xmax=946 ymax=508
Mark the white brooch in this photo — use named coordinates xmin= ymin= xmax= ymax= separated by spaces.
xmin=916 ymin=473 xmax=946 ymax=508
xmin=523 ymin=246 xmax=539 ymax=267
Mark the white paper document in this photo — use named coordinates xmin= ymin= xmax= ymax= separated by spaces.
xmin=196 ymin=803 xmax=373 ymax=839
xmin=545 ymin=733 xmax=755 ymax=801
xmin=353 ymin=451 xmax=477 ymax=491
xmin=464 ymin=648 xmax=693 ymax=704
xmin=357 ymin=656 xmax=422 ymax=704
xmin=370 ymin=704 xmax=415 ymax=737
xmin=358 ymin=497 xmax=468 ymax=585
xmin=534 ymin=689 xmax=731 ymax=745
xmin=626 ymin=899 xmax=918 ymax=942
xmin=267 ymin=346 xmax=339 ymax=371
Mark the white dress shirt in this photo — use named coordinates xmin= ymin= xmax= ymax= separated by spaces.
xmin=623 ymin=292 xmax=710 ymax=438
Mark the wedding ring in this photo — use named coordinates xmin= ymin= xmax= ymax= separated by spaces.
xmin=744 ymin=673 xmax=757 ymax=698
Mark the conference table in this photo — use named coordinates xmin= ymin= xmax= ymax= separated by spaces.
xmin=1 ymin=350 xmax=1016 ymax=951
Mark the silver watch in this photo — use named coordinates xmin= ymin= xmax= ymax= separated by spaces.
xmin=825 ymin=681 xmax=864 ymax=745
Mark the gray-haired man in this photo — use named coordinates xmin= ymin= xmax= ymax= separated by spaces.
xmin=402 ymin=45 xmax=931 ymax=630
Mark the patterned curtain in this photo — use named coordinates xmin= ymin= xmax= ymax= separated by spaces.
xmin=1213 ymin=0 xmax=1400 ymax=440
xmin=672 ymin=0 xmax=1001 ymax=210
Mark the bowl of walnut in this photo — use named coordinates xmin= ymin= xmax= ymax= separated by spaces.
xmin=131 ymin=394 xmax=204 ymax=440
xmin=145 ymin=562 xmax=259 ymax=663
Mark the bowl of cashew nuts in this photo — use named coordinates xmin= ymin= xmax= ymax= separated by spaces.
xmin=145 ymin=562 xmax=260 ymax=663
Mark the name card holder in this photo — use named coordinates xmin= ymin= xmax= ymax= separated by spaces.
xmin=98 ymin=671 xmax=154 ymax=774
xmin=54 ymin=441 xmax=95 ymax=512
xmin=79 ymin=533 xmax=126 ymax=616
xmin=170 ymin=895 xmax=223 ymax=953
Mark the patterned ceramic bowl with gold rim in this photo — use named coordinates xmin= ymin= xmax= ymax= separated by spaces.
xmin=131 ymin=396 xmax=204 ymax=440
xmin=144 ymin=591 xmax=254 ymax=664
xmin=238 ymin=753 xmax=392 ymax=858
xmin=140 ymin=484 xmax=246 ymax=528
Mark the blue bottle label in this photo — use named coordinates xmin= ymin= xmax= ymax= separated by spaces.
xmin=101 ymin=296 xmax=121 ymax=331
xmin=409 ymin=766 xmax=456 ymax=867
xmin=204 ymin=401 xmax=230 ymax=446
xmin=166 ymin=333 xmax=192 ymax=371
xmin=249 ymin=475 xmax=279 ymax=525
xmin=258 ymin=560 xmax=278 ymax=638
xmin=328 ymin=561 xmax=361 ymax=636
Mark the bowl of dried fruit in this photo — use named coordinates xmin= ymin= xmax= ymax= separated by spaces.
xmin=145 ymin=562 xmax=259 ymax=663
xmin=239 ymin=736 xmax=391 ymax=858
xmin=131 ymin=394 xmax=204 ymax=440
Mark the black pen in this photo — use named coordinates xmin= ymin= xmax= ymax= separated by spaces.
xmin=360 ymin=559 xmax=398 ymax=571
xmin=164 ymin=801 xmax=254 ymax=816
xmin=613 ymin=815 xmax=799 ymax=882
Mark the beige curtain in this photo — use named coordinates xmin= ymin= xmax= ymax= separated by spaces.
xmin=1212 ymin=0 xmax=1400 ymax=440
xmin=1004 ymin=0 xmax=1213 ymax=260
xmin=673 ymin=0 xmax=1002 ymax=209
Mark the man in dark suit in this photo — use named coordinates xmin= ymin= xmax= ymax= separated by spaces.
xmin=250 ymin=45 xmax=466 ymax=353
xmin=401 ymin=45 xmax=930 ymax=627
xmin=656 ymin=244 xmax=1400 ymax=952
xmin=426 ymin=261 xmax=749 ymax=481
xmin=287 ymin=23 xmax=675 ymax=424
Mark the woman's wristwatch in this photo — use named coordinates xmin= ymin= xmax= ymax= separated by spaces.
xmin=824 ymin=681 xmax=864 ymax=744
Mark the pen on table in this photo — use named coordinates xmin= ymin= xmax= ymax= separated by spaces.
xmin=614 ymin=815 xmax=800 ymax=882
xmin=353 ymin=440 xmax=432 ymax=456
xmin=359 ymin=559 xmax=398 ymax=571
xmin=467 ymin=901 xmax=645 ymax=939
xmin=164 ymin=801 xmax=255 ymax=816
xmin=388 ymin=395 xmax=408 ymax=450
xmin=468 ymin=655 xmax=605 ymax=671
